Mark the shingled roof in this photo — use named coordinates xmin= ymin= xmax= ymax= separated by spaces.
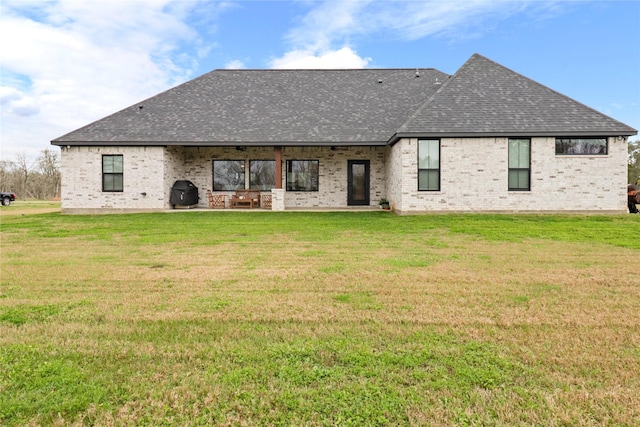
xmin=394 ymin=54 xmax=636 ymax=140
xmin=52 ymin=68 xmax=448 ymax=146
xmin=52 ymin=54 xmax=636 ymax=146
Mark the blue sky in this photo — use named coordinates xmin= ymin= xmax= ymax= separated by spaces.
xmin=1 ymin=0 xmax=639 ymax=162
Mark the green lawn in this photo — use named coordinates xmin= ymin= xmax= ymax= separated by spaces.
xmin=1 ymin=211 xmax=639 ymax=426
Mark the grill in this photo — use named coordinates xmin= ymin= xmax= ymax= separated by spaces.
xmin=170 ymin=180 xmax=199 ymax=208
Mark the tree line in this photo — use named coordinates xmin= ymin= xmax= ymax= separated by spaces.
xmin=0 ymin=142 xmax=638 ymax=201
xmin=0 ymin=149 xmax=61 ymax=200
xmin=629 ymin=139 xmax=640 ymax=185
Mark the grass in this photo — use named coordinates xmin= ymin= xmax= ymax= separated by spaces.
xmin=0 ymin=200 xmax=61 ymax=217
xmin=1 ymin=209 xmax=639 ymax=425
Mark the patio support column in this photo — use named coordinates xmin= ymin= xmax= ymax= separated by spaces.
xmin=275 ymin=146 xmax=282 ymax=189
xmin=271 ymin=146 xmax=285 ymax=211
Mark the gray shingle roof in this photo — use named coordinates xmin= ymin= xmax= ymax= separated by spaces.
xmin=52 ymin=54 xmax=636 ymax=146
xmin=53 ymin=68 xmax=448 ymax=145
xmin=396 ymin=54 xmax=636 ymax=138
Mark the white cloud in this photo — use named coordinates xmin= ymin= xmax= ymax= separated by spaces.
xmin=371 ymin=1 xmax=553 ymax=41
xmin=0 ymin=0 xmax=222 ymax=162
xmin=269 ymin=1 xmax=372 ymax=69
xmin=284 ymin=0 xmax=371 ymax=52
xmin=0 ymin=0 xmax=570 ymax=163
xmin=0 ymin=87 xmax=24 ymax=105
xmin=270 ymin=47 xmax=370 ymax=69
xmin=364 ymin=1 xmax=518 ymax=40
xmin=270 ymin=0 xmax=556 ymax=70
xmin=224 ymin=60 xmax=246 ymax=69
xmin=9 ymin=99 xmax=40 ymax=117
xmin=0 ymin=86 xmax=40 ymax=117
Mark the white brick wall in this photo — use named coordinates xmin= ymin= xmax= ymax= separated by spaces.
xmin=173 ymin=145 xmax=386 ymax=209
xmin=281 ymin=146 xmax=385 ymax=208
xmin=388 ymin=137 xmax=628 ymax=213
xmin=61 ymin=138 xmax=627 ymax=213
xmin=60 ymin=146 xmax=167 ymax=213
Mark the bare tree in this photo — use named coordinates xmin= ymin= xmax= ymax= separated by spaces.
xmin=0 ymin=150 xmax=61 ymax=200
xmin=14 ymin=152 xmax=33 ymax=200
xmin=37 ymin=149 xmax=61 ymax=198
xmin=0 ymin=160 xmax=12 ymax=192
xmin=629 ymin=139 xmax=640 ymax=185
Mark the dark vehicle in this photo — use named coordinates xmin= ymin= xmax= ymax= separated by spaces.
xmin=170 ymin=180 xmax=199 ymax=208
xmin=1 ymin=192 xmax=17 ymax=206
xmin=629 ymin=184 xmax=640 ymax=214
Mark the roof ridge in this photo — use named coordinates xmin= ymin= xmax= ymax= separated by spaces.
xmin=212 ymin=68 xmax=439 ymax=72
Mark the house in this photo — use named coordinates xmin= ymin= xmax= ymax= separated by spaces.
xmin=51 ymin=53 xmax=637 ymax=214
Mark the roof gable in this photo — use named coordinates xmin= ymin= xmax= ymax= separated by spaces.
xmin=397 ymin=53 xmax=636 ymax=137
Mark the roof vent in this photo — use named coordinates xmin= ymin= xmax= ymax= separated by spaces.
xmin=378 ymin=79 xmax=383 ymax=84
xmin=415 ymin=69 xmax=420 ymax=78
xmin=435 ymin=78 xmax=441 ymax=85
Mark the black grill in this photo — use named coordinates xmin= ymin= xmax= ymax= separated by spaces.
xmin=170 ymin=180 xmax=199 ymax=208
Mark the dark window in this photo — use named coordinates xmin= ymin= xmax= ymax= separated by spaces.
xmin=213 ymin=160 xmax=245 ymax=190
xmin=509 ymin=138 xmax=531 ymax=191
xmin=418 ymin=139 xmax=440 ymax=191
xmin=555 ymin=138 xmax=607 ymax=155
xmin=286 ymin=160 xmax=319 ymax=191
xmin=102 ymin=155 xmax=123 ymax=192
xmin=249 ymin=160 xmax=276 ymax=190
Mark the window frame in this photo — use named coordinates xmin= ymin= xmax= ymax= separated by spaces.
xmin=508 ymin=138 xmax=531 ymax=191
xmin=286 ymin=160 xmax=319 ymax=192
xmin=102 ymin=154 xmax=123 ymax=192
xmin=212 ymin=160 xmax=246 ymax=191
xmin=417 ymin=139 xmax=441 ymax=191
xmin=555 ymin=137 xmax=608 ymax=156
